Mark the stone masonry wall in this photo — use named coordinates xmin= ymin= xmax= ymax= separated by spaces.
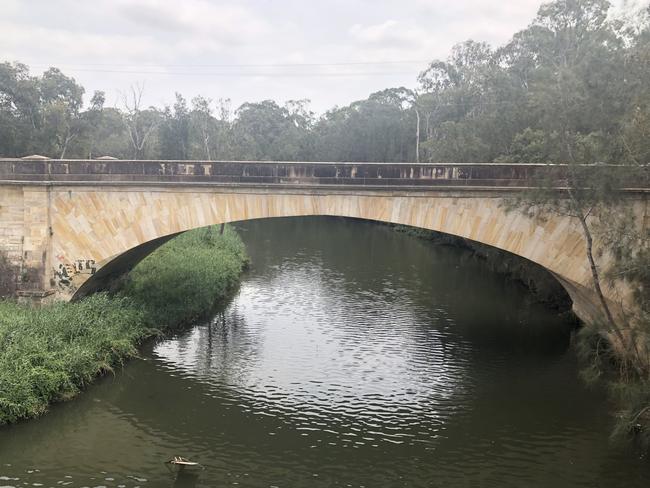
xmin=0 ymin=186 xmax=52 ymax=296
xmin=0 ymin=187 xmax=25 ymax=293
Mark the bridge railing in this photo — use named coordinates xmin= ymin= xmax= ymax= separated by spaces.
xmin=0 ymin=159 xmax=646 ymax=190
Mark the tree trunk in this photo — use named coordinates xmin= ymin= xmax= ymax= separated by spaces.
xmin=576 ymin=210 xmax=645 ymax=373
xmin=425 ymin=113 xmax=431 ymax=140
xmin=415 ymin=108 xmax=421 ymax=164
xmin=59 ymin=132 xmax=74 ymax=159
xmin=578 ymin=213 xmax=617 ymax=329
xmin=204 ymin=133 xmax=211 ymax=161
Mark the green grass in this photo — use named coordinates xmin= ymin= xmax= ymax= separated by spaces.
xmin=0 ymin=225 xmax=248 ymax=425
xmin=0 ymin=294 xmax=148 ymax=424
xmin=122 ymin=224 xmax=248 ymax=328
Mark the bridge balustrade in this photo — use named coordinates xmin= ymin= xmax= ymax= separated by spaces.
xmin=0 ymin=159 xmax=645 ymax=190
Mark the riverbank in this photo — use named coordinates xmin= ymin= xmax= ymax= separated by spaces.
xmin=0 ymin=225 xmax=248 ymax=426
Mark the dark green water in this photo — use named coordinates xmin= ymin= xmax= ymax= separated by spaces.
xmin=1 ymin=217 xmax=649 ymax=487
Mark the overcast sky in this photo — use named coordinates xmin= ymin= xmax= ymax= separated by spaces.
xmin=1 ymin=0 xmax=647 ymax=114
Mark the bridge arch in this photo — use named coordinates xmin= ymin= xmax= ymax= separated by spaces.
xmin=51 ymin=186 xmax=603 ymax=325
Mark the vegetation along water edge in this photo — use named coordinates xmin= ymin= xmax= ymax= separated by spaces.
xmin=0 ymin=225 xmax=248 ymax=425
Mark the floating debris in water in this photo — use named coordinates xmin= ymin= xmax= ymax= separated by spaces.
xmin=165 ymin=456 xmax=202 ymax=469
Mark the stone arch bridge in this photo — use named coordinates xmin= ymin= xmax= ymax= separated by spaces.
xmin=0 ymin=158 xmax=647 ymax=326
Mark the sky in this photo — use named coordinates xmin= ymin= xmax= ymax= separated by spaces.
xmin=1 ymin=0 xmax=647 ymax=114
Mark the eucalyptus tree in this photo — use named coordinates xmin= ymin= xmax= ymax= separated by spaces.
xmin=121 ymin=84 xmax=160 ymax=160
xmin=232 ymin=99 xmax=313 ymax=160
xmin=87 ymin=107 xmax=131 ymax=159
xmin=620 ymin=6 xmax=650 ymax=166
xmin=214 ymin=98 xmax=234 ymax=160
xmin=314 ymin=88 xmax=415 ymax=162
xmin=0 ymin=62 xmax=40 ymax=157
xmin=417 ymin=41 xmax=497 ymax=162
xmin=190 ymin=95 xmax=215 ymax=160
xmin=62 ymin=90 xmax=108 ymax=159
xmin=37 ymin=68 xmax=85 ymax=158
xmin=159 ymin=93 xmax=191 ymax=160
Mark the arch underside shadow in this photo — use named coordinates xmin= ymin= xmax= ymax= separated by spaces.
xmin=72 ymin=232 xmax=181 ymax=300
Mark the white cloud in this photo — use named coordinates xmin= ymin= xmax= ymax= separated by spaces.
xmin=349 ymin=20 xmax=428 ymax=48
xmin=413 ymin=0 xmax=541 ymax=20
xmin=0 ymin=0 xmax=640 ymax=114
xmin=0 ymin=23 xmax=165 ymax=65
xmin=116 ymin=0 xmax=271 ymax=44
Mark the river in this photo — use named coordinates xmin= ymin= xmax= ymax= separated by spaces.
xmin=1 ymin=217 xmax=649 ymax=487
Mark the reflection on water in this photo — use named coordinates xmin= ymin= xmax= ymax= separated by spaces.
xmin=1 ymin=217 xmax=649 ymax=487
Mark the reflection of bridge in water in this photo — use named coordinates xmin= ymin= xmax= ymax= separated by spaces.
xmin=1 ymin=158 xmax=647 ymax=326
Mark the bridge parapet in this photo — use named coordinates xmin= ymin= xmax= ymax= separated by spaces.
xmin=1 ymin=159 xmax=644 ymax=189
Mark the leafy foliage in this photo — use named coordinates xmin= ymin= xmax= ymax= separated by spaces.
xmin=122 ymin=225 xmax=248 ymax=327
xmin=0 ymin=225 xmax=248 ymax=425
xmin=0 ymin=294 xmax=148 ymax=424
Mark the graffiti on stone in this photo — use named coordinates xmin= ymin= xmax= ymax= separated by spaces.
xmin=54 ymin=263 xmax=73 ymax=288
xmin=53 ymin=257 xmax=96 ymax=290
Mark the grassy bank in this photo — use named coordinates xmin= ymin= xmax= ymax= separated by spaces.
xmin=0 ymin=295 xmax=148 ymax=424
xmin=0 ymin=225 xmax=248 ymax=425
xmin=122 ymin=225 xmax=248 ymax=328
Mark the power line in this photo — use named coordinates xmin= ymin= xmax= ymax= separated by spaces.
xmin=26 ymin=60 xmax=430 ymax=69
xmin=21 ymin=67 xmax=417 ymax=77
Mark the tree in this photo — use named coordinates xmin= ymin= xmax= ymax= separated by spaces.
xmin=121 ymin=84 xmax=159 ymax=159
xmin=190 ymin=95 xmax=214 ymax=160
xmin=314 ymin=89 xmax=415 ymax=162
xmin=232 ymin=99 xmax=313 ymax=160
xmin=159 ymin=93 xmax=190 ymax=160
xmin=0 ymin=62 xmax=40 ymax=156
xmin=79 ymin=91 xmax=107 ymax=158
xmin=88 ymin=107 xmax=131 ymax=159
xmin=417 ymin=41 xmax=499 ymax=162
xmin=38 ymin=68 xmax=85 ymax=158
xmin=214 ymin=98 xmax=234 ymax=159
